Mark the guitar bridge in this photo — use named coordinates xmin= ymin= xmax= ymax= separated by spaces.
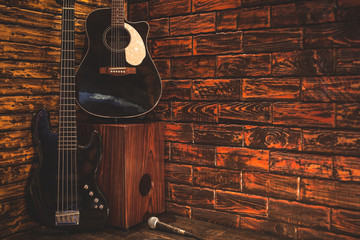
xmin=55 ymin=210 xmax=80 ymax=226
xmin=99 ymin=67 xmax=136 ymax=76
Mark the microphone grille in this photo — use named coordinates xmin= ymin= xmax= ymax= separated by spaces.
xmin=148 ymin=217 xmax=159 ymax=229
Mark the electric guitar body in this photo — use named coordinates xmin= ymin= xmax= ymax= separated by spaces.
xmin=27 ymin=109 xmax=109 ymax=231
xmin=26 ymin=0 xmax=108 ymax=231
xmin=76 ymin=8 xmax=162 ymax=118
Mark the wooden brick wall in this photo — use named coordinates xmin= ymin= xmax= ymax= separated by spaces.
xmin=0 ymin=0 xmax=109 ymax=238
xmin=129 ymin=0 xmax=360 ymax=239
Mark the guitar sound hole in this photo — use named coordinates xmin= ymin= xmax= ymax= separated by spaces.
xmin=103 ymin=26 xmax=130 ymax=52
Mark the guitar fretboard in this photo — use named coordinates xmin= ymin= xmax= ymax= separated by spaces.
xmin=111 ymin=0 xmax=125 ymax=27
xmin=59 ymin=0 xmax=76 ymax=150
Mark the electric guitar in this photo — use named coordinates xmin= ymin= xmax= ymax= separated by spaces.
xmin=75 ymin=0 xmax=162 ymax=118
xmin=27 ymin=0 xmax=109 ymax=230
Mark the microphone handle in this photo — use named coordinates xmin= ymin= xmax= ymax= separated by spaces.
xmin=157 ymin=222 xmax=201 ymax=239
xmin=158 ymin=221 xmax=186 ymax=235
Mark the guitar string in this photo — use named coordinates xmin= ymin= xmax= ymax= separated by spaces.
xmin=73 ymin=0 xmax=78 ymax=211
xmin=65 ymin=0 xmax=69 ymax=213
xmin=121 ymin=0 xmax=123 ymax=68
xmin=58 ymin=0 xmax=63 ymax=215
xmin=68 ymin=0 xmax=73 ymax=212
xmin=61 ymin=0 xmax=65 ymax=214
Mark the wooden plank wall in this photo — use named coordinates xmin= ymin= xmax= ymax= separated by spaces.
xmin=0 ymin=0 xmax=110 ymax=238
xmin=129 ymin=0 xmax=360 ymax=239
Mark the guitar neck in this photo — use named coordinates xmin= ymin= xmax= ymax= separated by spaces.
xmin=111 ymin=0 xmax=125 ymax=27
xmin=59 ymin=0 xmax=76 ymax=150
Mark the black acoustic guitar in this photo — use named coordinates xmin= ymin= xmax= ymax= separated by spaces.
xmin=75 ymin=0 xmax=162 ymax=118
xmin=27 ymin=0 xmax=109 ymax=230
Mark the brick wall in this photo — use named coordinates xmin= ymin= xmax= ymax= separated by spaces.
xmin=129 ymin=0 xmax=360 ymax=239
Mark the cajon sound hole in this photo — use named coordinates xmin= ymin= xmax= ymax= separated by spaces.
xmin=139 ymin=174 xmax=152 ymax=196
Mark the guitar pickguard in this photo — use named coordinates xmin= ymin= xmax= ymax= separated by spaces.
xmin=124 ymin=23 xmax=146 ymax=66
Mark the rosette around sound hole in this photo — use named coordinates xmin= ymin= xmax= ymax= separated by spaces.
xmin=103 ymin=26 xmax=131 ymax=52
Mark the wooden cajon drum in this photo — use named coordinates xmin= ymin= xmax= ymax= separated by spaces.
xmin=78 ymin=122 xmax=165 ymax=229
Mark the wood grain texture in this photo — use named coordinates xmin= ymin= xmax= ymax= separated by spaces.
xmin=0 ymin=41 xmax=59 ymax=62
xmin=244 ymin=125 xmax=302 ymax=150
xmin=300 ymin=178 xmax=360 ymax=210
xmin=0 ymin=164 xmax=31 ymax=185
xmin=171 ymin=142 xmax=216 ymax=166
xmin=302 ymin=76 xmax=360 ymax=102
xmin=128 ymin=2 xmax=148 ymax=21
xmin=273 ymin=102 xmax=335 ymax=127
xmin=0 ymin=61 xmax=58 ymax=79
xmin=192 ymin=0 xmax=242 ymax=12
xmin=271 ymin=0 xmax=336 ymax=27
xmin=78 ymin=123 xmax=165 ymax=229
xmin=0 ymin=198 xmax=27 ymax=222
xmin=150 ymin=36 xmax=192 ymax=58
xmin=145 ymin=101 xmax=172 ymax=121
xmin=216 ymin=147 xmax=269 ymax=172
xmin=219 ymin=102 xmax=272 ymax=123
xmin=162 ymin=80 xmax=191 ymax=100
xmin=172 ymin=101 xmax=218 ymax=123
xmin=8 ymin=213 xmax=281 ymax=240
xmin=0 ymin=130 xmax=32 ymax=150
xmin=165 ymin=202 xmax=191 ymax=217
xmin=148 ymin=18 xmax=169 ymax=38
xmin=216 ymin=190 xmax=267 ymax=217
xmin=272 ymin=50 xmax=334 ymax=76
xmin=191 ymin=207 xmax=240 ymax=228
xmin=153 ymin=58 xmax=171 ymax=79
xmin=270 ymin=151 xmax=333 ymax=179
xmin=170 ymin=12 xmax=215 ymax=36
xmin=0 ymin=95 xmax=58 ymax=114
xmin=0 ymin=181 xmax=26 ymax=202
xmin=303 ymin=129 xmax=360 ymax=155
xmin=217 ymin=6 xmax=270 ymax=31
xmin=217 ymin=54 xmax=271 ymax=77
xmin=165 ymin=163 xmax=192 ymax=184
xmin=192 ymin=79 xmax=241 ymax=101
xmin=242 ymin=0 xmax=295 ymax=6
xmin=0 ymin=114 xmax=36 ymax=132
xmin=268 ymin=198 xmax=330 ymax=229
xmin=164 ymin=122 xmax=193 ymax=142
xmin=298 ymin=227 xmax=359 ymax=240
xmin=243 ymin=77 xmax=300 ymax=100
xmin=336 ymin=48 xmax=360 ymax=74
xmin=193 ymin=32 xmax=242 ymax=55
xmin=305 ymin=21 xmax=360 ymax=48
xmin=0 ymin=213 xmax=38 ymax=238
xmin=337 ymin=103 xmax=360 ymax=129
xmin=194 ymin=124 xmax=243 ymax=146
xmin=242 ymin=172 xmax=298 ymax=200
xmin=169 ymin=183 xmax=215 ymax=209
xmin=172 ymin=56 xmax=216 ymax=79
xmin=332 ymin=208 xmax=360 ymax=236
xmin=337 ymin=0 xmax=360 ymax=21
xmin=0 ymin=78 xmax=58 ymax=96
xmin=334 ymin=156 xmax=360 ymax=181
xmin=148 ymin=0 xmax=191 ymax=18
xmin=241 ymin=216 xmax=297 ymax=239
xmin=243 ymin=28 xmax=302 ymax=53
xmin=193 ymin=166 xmax=241 ymax=191
xmin=0 ymin=146 xmax=35 ymax=167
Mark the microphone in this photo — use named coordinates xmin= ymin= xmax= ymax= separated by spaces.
xmin=148 ymin=216 xmax=200 ymax=239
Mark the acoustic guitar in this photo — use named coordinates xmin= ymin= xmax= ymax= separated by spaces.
xmin=75 ymin=0 xmax=162 ymax=118
xmin=27 ymin=0 xmax=109 ymax=230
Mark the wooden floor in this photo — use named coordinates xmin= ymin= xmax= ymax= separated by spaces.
xmin=7 ymin=214 xmax=279 ymax=240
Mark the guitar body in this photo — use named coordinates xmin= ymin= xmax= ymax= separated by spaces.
xmin=76 ymin=8 xmax=162 ymax=118
xmin=27 ymin=109 xmax=109 ymax=231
